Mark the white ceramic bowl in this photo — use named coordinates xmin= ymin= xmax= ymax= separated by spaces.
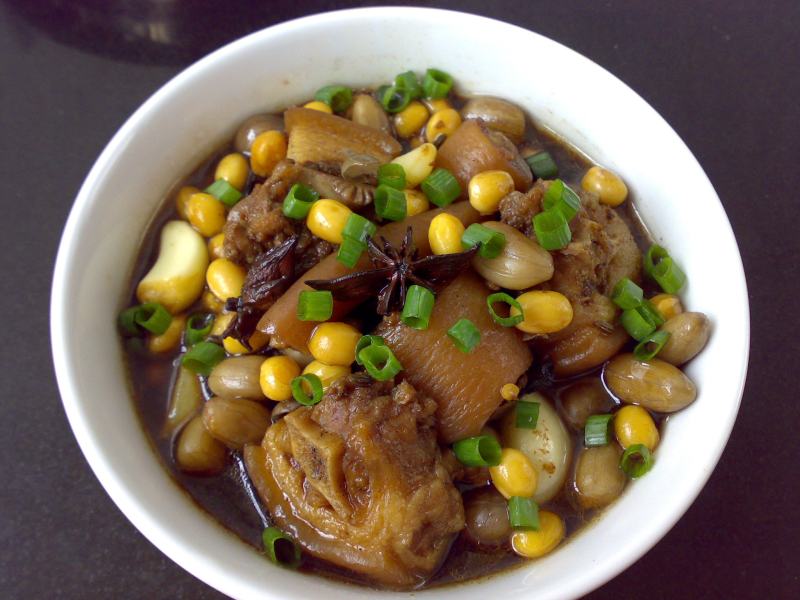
xmin=51 ymin=7 xmax=749 ymax=599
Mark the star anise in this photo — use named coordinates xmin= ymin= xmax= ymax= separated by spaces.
xmin=222 ymin=235 xmax=298 ymax=347
xmin=305 ymin=227 xmax=478 ymax=315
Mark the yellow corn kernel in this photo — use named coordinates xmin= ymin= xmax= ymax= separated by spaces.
xmin=423 ymin=98 xmax=451 ymax=113
xmin=214 ymin=153 xmax=249 ymax=191
xmin=303 ymin=100 xmax=333 ymax=114
xmin=651 ymin=293 xmax=683 ymax=320
xmin=260 ymin=355 xmax=302 ymax=401
xmin=614 ymin=405 xmax=660 ymax=450
xmin=581 ymin=166 xmax=628 ymax=206
xmin=511 ymin=511 xmax=565 ymax=559
xmin=202 ymin=290 xmax=225 ymax=313
xmin=250 ymin=130 xmax=287 ymax=177
xmin=428 ymin=213 xmax=465 ymax=255
xmin=306 ymin=199 xmax=352 ymax=244
xmin=303 ymin=360 xmax=350 ymax=390
xmin=425 ymin=108 xmax=462 ymax=143
xmin=223 ymin=336 xmax=250 ymax=355
xmin=210 ymin=311 xmax=234 ymax=336
xmin=511 ymin=291 xmax=574 ymax=334
xmin=489 ymin=448 xmax=538 ymax=499
xmin=186 ymin=193 xmax=226 ymax=237
xmin=206 ymin=258 xmax=247 ymax=301
xmin=207 ymin=233 xmax=226 ymax=260
xmin=404 ymin=189 xmax=430 ymax=217
xmin=468 ymin=170 xmax=515 ymax=215
xmin=391 ymin=143 xmax=437 ymax=188
xmin=394 ymin=101 xmax=429 ymax=138
xmin=501 ymin=383 xmax=520 ymax=402
xmin=175 ymin=185 xmax=200 ymax=220
xmin=308 ymin=322 xmax=362 ymax=366
xmin=147 ymin=314 xmax=186 ymax=354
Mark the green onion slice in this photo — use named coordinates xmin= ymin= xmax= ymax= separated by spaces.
xmin=620 ymin=300 xmax=664 ymax=341
xmin=421 ymin=168 xmax=461 ymax=207
xmin=262 ymin=526 xmax=301 ymax=568
xmin=542 ymin=179 xmax=580 ymax=222
xmin=526 ymin=151 xmax=558 ymax=179
xmin=377 ymin=163 xmax=406 ymax=190
xmin=314 ymin=85 xmax=353 ymax=112
xmin=515 ymin=398 xmax=540 ymax=429
xmin=633 ymin=330 xmax=671 ymax=361
xmin=644 ymin=245 xmax=686 ymax=294
xmin=533 ymin=209 xmax=572 ymax=250
xmin=611 ymin=278 xmax=644 ymax=310
xmin=118 ymin=306 xmax=143 ymax=336
xmin=374 ymin=185 xmax=407 ymax=221
xmin=508 ymin=497 xmax=540 ymax=530
xmin=380 ymin=85 xmax=412 ymax=113
xmin=296 ymin=290 xmax=333 ymax=322
xmin=342 ymin=213 xmax=377 ymax=244
xmin=461 ymin=223 xmax=506 ymax=259
xmin=282 ymin=183 xmax=319 ymax=219
xmin=452 ymin=435 xmax=502 ymax=467
xmin=185 ymin=313 xmax=215 ymax=346
xmin=486 ymin=292 xmax=524 ymax=327
xmin=447 ymin=318 xmax=481 ymax=353
xmin=205 ymin=179 xmax=242 ymax=207
xmin=355 ymin=335 xmax=385 ymax=366
xmin=422 ymin=68 xmax=454 ymax=99
xmin=181 ymin=341 xmax=225 ymax=376
xmin=401 ymin=285 xmax=435 ymax=330
xmin=620 ymin=443 xmax=654 ymax=478
xmin=394 ymin=70 xmax=423 ymax=99
xmin=584 ymin=414 xmax=614 ymax=446
xmin=291 ymin=373 xmax=324 ymax=406
xmin=134 ymin=302 xmax=173 ymax=335
xmin=336 ymin=237 xmax=366 ymax=269
xmin=357 ymin=342 xmax=403 ymax=381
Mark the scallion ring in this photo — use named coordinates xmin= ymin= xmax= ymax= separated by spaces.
xmin=620 ymin=443 xmax=654 ymax=478
xmin=374 ymin=184 xmax=407 ymax=221
xmin=486 ymin=292 xmax=524 ymax=327
xmin=296 ymin=290 xmax=333 ymax=322
xmin=357 ymin=341 xmax=403 ymax=381
xmin=633 ymin=330 xmax=671 ymax=361
xmin=380 ymin=85 xmax=412 ymax=113
xmin=421 ymin=167 xmax=461 ymax=207
xmin=262 ymin=526 xmax=301 ymax=568
xmin=584 ymin=414 xmax=614 ymax=447
xmin=314 ymin=85 xmax=353 ymax=112
xmin=461 ymin=223 xmax=506 ymax=259
xmin=515 ymin=399 xmax=540 ymax=429
xmin=185 ymin=313 xmax=215 ymax=346
xmin=181 ymin=341 xmax=225 ymax=376
xmin=291 ymin=373 xmax=324 ymax=406
xmin=401 ymin=285 xmax=435 ymax=330
xmin=612 ymin=278 xmax=644 ymax=310
xmin=508 ymin=496 xmax=540 ymax=530
xmin=533 ymin=209 xmax=571 ymax=250
xmin=644 ymin=245 xmax=687 ymax=294
xmin=134 ymin=302 xmax=172 ymax=335
xmin=282 ymin=183 xmax=319 ymax=220
xmin=377 ymin=163 xmax=406 ymax=190
xmin=422 ymin=68 xmax=454 ymax=99
xmin=452 ymin=435 xmax=502 ymax=467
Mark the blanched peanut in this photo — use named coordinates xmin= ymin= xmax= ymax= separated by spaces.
xmin=202 ymin=397 xmax=271 ymax=449
xmin=604 ymin=354 xmax=697 ymax=413
xmin=175 ymin=416 xmax=226 ymax=474
xmin=163 ymin=366 xmax=203 ymax=437
xmin=574 ymin=444 xmax=626 ymax=509
xmin=350 ymin=93 xmax=391 ymax=134
xmin=460 ymin=96 xmax=526 ymax=143
xmin=658 ymin=312 xmax=711 ymax=366
xmin=472 ymin=221 xmax=553 ymax=290
xmin=208 ymin=356 xmax=266 ymax=400
xmin=558 ymin=377 xmax=616 ymax=431
xmin=550 ymin=325 xmax=629 ymax=378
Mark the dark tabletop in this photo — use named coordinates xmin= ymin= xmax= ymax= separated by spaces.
xmin=1 ymin=1 xmax=797 ymax=598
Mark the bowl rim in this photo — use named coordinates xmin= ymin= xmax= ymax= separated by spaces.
xmin=50 ymin=6 xmax=750 ymax=599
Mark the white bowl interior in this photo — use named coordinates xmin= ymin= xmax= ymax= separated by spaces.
xmin=51 ymin=8 xmax=749 ymax=600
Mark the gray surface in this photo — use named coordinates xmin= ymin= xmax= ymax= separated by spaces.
xmin=1 ymin=1 xmax=797 ymax=598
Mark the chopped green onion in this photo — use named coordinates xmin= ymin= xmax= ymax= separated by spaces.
xmin=134 ymin=302 xmax=173 ymax=335
xmin=447 ymin=318 xmax=481 ymax=353
xmin=374 ymin=185 xmax=407 ymax=221
xmin=638 ymin=299 xmax=665 ymax=327
xmin=452 ymin=435 xmax=502 ymax=467
xmin=422 ymin=68 xmax=454 ymax=99
xmin=508 ymin=497 xmax=540 ymax=530
xmin=205 ymin=179 xmax=242 ymax=207
xmin=282 ymin=183 xmax=319 ymax=219
xmin=620 ymin=443 xmax=654 ymax=478
xmin=401 ymin=285 xmax=435 ymax=330
xmin=612 ymin=278 xmax=644 ymax=310
xmin=394 ymin=70 xmax=423 ymax=99
xmin=533 ymin=209 xmax=572 ymax=250
xmin=486 ymin=292 xmax=524 ymax=327
xmin=342 ymin=213 xmax=377 ymax=244
xmin=421 ymin=168 xmax=461 ymax=207
xmin=336 ymin=237 xmax=366 ymax=269
xmin=380 ymin=85 xmax=412 ymax=113
xmin=181 ymin=341 xmax=225 ymax=376
xmin=185 ymin=313 xmax=215 ymax=346
xmin=357 ymin=342 xmax=403 ymax=381
xmin=291 ymin=373 xmax=324 ymax=406
xmin=461 ymin=223 xmax=506 ymax=258
xmin=644 ymin=245 xmax=686 ymax=294
xmin=355 ymin=335 xmax=385 ymax=366
xmin=377 ymin=163 xmax=406 ymax=190
xmin=584 ymin=414 xmax=614 ymax=446
xmin=526 ymin=151 xmax=558 ymax=179
xmin=262 ymin=526 xmax=301 ymax=568
xmin=542 ymin=179 xmax=580 ymax=221
xmin=314 ymin=85 xmax=353 ymax=112
xmin=633 ymin=330 xmax=671 ymax=361
xmin=296 ymin=290 xmax=333 ymax=321
xmin=118 ymin=306 xmax=142 ymax=336
xmin=620 ymin=305 xmax=657 ymax=341
xmin=515 ymin=398 xmax=540 ymax=429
